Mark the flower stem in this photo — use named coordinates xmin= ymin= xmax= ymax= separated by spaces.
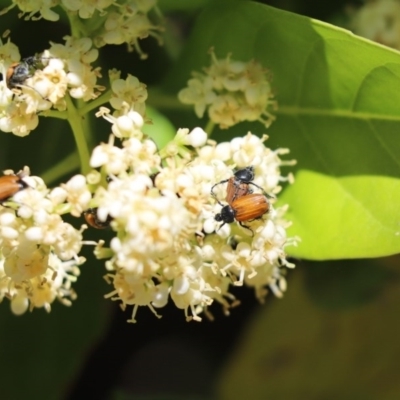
xmin=63 ymin=7 xmax=89 ymax=38
xmin=65 ymin=94 xmax=91 ymax=175
xmin=42 ymin=110 xmax=68 ymax=119
xmin=204 ymin=120 xmax=215 ymax=136
xmin=79 ymin=89 xmax=113 ymax=116
xmin=147 ymin=88 xmax=189 ymax=110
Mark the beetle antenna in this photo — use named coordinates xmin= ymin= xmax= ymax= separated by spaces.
xmin=210 ymin=179 xmax=228 ymax=199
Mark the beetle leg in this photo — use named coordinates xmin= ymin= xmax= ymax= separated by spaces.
xmin=247 ymin=182 xmax=274 ymax=198
xmin=238 ymin=222 xmax=254 ymax=236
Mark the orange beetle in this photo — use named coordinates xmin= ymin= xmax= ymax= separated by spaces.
xmin=215 ymin=193 xmax=270 ymax=234
xmin=211 ymin=166 xmax=269 ymax=205
xmin=224 ymin=177 xmax=252 ymax=205
xmin=83 ymin=208 xmax=112 ymax=229
xmin=0 ymin=173 xmax=28 ymax=203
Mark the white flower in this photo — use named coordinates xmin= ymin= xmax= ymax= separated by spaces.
xmin=61 ymin=174 xmax=92 ymax=217
xmin=26 ymin=58 xmax=68 ymax=104
xmin=123 ymin=137 xmax=160 ymax=173
xmin=0 ymin=39 xmax=20 ymax=69
xmin=112 ymin=111 xmax=145 ymax=139
xmin=90 ymin=135 xmax=129 ymax=175
xmin=105 ymin=272 xmax=161 ymax=323
xmin=178 ymin=76 xmax=216 ymax=118
xmin=182 ymin=127 xmax=208 ymax=148
xmin=44 ymin=37 xmax=102 ymax=101
xmin=110 ymin=74 xmax=148 ymax=117
xmin=0 ymin=102 xmax=39 ymax=136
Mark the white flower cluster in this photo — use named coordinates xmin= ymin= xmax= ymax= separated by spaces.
xmin=93 ymin=0 xmax=163 ymax=58
xmin=178 ymin=51 xmax=277 ymax=129
xmin=0 ymin=167 xmax=85 ymax=315
xmin=61 ymin=0 xmax=115 ymax=19
xmin=0 ymin=0 xmax=162 ymax=57
xmin=0 ymin=0 xmax=60 ymax=21
xmin=78 ymin=121 xmax=297 ymax=322
xmin=350 ymin=0 xmax=400 ymax=49
xmin=0 ymin=36 xmax=101 ymax=136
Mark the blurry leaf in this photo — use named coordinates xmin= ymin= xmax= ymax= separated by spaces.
xmin=113 ymin=392 xmax=211 ymax=400
xmin=163 ymin=1 xmax=400 ymax=260
xmin=158 ymin=0 xmax=215 ymax=12
xmin=217 ymin=267 xmax=400 ymax=400
xmin=143 ymin=106 xmax=177 ymax=149
xmin=0 ymin=258 xmax=110 ymax=400
xmin=303 ymin=258 xmax=396 ymax=310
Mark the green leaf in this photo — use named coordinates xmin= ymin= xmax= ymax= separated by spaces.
xmin=158 ymin=0 xmax=214 ymax=12
xmin=164 ymin=1 xmax=400 ymax=260
xmin=143 ymin=106 xmax=177 ymax=149
xmin=217 ymin=266 xmax=400 ymax=400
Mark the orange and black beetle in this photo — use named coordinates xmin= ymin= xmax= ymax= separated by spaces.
xmin=0 ymin=173 xmax=28 ymax=203
xmin=215 ymin=193 xmax=270 ymax=234
xmin=224 ymin=177 xmax=252 ymax=205
xmin=83 ymin=208 xmax=112 ymax=229
xmin=211 ymin=166 xmax=267 ymax=204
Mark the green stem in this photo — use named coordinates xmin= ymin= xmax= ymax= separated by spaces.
xmin=204 ymin=120 xmax=215 ymax=136
xmin=63 ymin=8 xmax=89 ymax=38
xmin=147 ymin=88 xmax=189 ymax=110
xmin=65 ymin=94 xmax=91 ymax=175
xmin=41 ymin=110 xmax=68 ymax=119
xmin=77 ymin=98 xmax=95 ymax=151
xmin=79 ymin=89 xmax=113 ymax=116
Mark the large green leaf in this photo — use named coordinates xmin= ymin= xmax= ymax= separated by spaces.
xmin=163 ymin=1 xmax=400 ymax=260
